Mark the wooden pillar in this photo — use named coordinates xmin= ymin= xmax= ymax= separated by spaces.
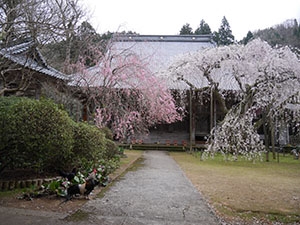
xmin=35 ymin=85 xmax=40 ymax=100
xmin=83 ymin=104 xmax=88 ymax=121
xmin=210 ymin=87 xmax=214 ymax=131
xmin=0 ymin=81 xmax=3 ymax=96
xmin=68 ymin=101 xmax=73 ymax=119
xmin=189 ymin=88 xmax=195 ymax=151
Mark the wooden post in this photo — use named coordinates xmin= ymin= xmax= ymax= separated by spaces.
xmin=76 ymin=103 xmax=80 ymax=122
xmin=0 ymin=81 xmax=3 ymax=96
xmin=210 ymin=87 xmax=214 ymax=131
xmin=189 ymin=88 xmax=193 ymax=151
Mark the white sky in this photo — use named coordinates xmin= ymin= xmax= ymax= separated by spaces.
xmin=84 ymin=0 xmax=300 ymax=40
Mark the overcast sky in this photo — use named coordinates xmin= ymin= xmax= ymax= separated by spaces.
xmin=84 ymin=0 xmax=300 ymax=40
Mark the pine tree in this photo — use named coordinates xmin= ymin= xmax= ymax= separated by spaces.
xmin=212 ymin=31 xmax=220 ymax=45
xmin=292 ymin=19 xmax=300 ymax=37
xmin=216 ymin=16 xmax=235 ymax=45
xmin=241 ymin=31 xmax=254 ymax=45
xmin=179 ymin=23 xmax=193 ymax=35
xmin=195 ymin=19 xmax=212 ymax=35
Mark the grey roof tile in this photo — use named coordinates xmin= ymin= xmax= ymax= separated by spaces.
xmin=0 ymin=41 xmax=69 ymax=81
xmin=71 ymin=35 xmax=225 ymax=90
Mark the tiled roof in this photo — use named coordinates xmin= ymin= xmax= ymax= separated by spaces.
xmin=0 ymin=41 xmax=69 ymax=81
xmin=112 ymin=35 xmax=215 ymax=89
xmin=71 ymin=35 xmax=217 ymax=89
xmin=113 ymin=34 xmax=214 ymax=43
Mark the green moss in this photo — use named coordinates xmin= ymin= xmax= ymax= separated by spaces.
xmin=97 ymin=156 xmax=145 ymax=199
xmin=127 ymin=157 xmax=145 ymax=172
xmin=64 ymin=209 xmax=90 ymax=222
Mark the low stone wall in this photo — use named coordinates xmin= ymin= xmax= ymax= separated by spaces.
xmin=0 ymin=177 xmax=60 ymax=191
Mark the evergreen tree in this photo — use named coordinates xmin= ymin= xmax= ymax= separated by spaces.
xmin=216 ymin=16 xmax=235 ymax=45
xmin=195 ymin=19 xmax=212 ymax=35
xmin=212 ymin=31 xmax=220 ymax=45
xmin=292 ymin=19 xmax=299 ymax=37
xmin=253 ymin=19 xmax=300 ymax=49
xmin=179 ymin=23 xmax=193 ymax=35
xmin=241 ymin=31 xmax=254 ymax=45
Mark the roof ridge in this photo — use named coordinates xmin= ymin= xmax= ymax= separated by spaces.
xmin=4 ymin=41 xmax=34 ymax=54
xmin=113 ymin=34 xmax=213 ymax=43
xmin=1 ymin=41 xmax=69 ymax=81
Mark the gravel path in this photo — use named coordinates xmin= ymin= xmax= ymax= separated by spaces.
xmin=0 ymin=151 xmax=219 ymax=225
xmin=79 ymin=151 xmax=219 ymax=225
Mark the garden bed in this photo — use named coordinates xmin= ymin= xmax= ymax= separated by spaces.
xmin=0 ymin=150 xmax=143 ymax=214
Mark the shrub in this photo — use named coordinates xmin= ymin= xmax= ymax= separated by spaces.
xmin=72 ymin=122 xmax=107 ymax=168
xmin=0 ymin=96 xmax=121 ymax=177
xmin=99 ymin=126 xmax=114 ymax=140
xmin=0 ymin=96 xmax=74 ymax=173
xmin=104 ymin=139 xmax=120 ymax=159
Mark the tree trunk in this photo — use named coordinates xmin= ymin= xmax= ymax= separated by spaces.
xmin=213 ymin=91 xmax=217 ymax=128
xmin=64 ymin=36 xmax=72 ymax=73
xmin=270 ymin=120 xmax=276 ymax=160
xmin=263 ymin=115 xmax=269 ymax=162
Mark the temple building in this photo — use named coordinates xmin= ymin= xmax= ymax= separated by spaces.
xmin=0 ymin=40 xmax=69 ymax=98
xmin=112 ymin=35 xmax=223 ymax=145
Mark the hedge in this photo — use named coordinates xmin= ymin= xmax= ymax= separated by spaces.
xmin=0 ymin=96 xmax=121 ymax=175
xmin=72 ymin=122 xmax=107 ymax=168
xmin=0 ymin=97 xmax=75 ymax=173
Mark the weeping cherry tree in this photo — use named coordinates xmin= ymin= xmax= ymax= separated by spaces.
xmin=160 ymin=39 xmax=300 ymax=161
xmin=70 ymin=41 xmax=184 ymax=141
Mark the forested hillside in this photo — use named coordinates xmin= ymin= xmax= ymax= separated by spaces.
xmin=253 ymin=19 xmax=300 ymax=49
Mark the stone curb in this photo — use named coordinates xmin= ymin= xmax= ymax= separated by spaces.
xmin=88 ymin=153 xmax=143 ymax=200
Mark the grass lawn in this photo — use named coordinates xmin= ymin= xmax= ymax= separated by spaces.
xmin=122 ymin=150 xmax=143 ymax=161
xmin=170 ymin=152 xmax=300 ymax=224
xmin=119 ymin=150 xmax=143 ymax=167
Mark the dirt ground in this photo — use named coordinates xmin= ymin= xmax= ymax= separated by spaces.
xmin=0 ymin=193 xmax=87 ymax=213
xmin=0 ymin=150 xmax=143 ymax=214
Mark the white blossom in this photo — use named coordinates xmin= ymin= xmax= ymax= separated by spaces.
xmin=161 ymin=39 xmax=300 ymax=160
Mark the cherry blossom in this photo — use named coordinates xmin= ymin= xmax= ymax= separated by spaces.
xmin=162 ymin=39 xmax=300 ymax=160
xmin=70 ymin=41 xmax=183 ymax=141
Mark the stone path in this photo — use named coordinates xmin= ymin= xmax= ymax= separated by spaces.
xmin=79 ymin=151 xmax=219 ymax=225
xmin=0 ymin=151 xmax=219 ymax=225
